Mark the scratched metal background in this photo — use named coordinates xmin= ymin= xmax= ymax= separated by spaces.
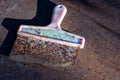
xmin=0 ymin=0 xmax=120 ymax=80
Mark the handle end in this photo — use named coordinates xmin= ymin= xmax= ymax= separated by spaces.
xmin=49 ymin=5 xmax=67 ymax=29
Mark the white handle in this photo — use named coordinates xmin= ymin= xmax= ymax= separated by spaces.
xmin=48 ymin=5 xmax=67 ymax=29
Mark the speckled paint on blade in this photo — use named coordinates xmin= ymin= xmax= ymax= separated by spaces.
xmin=9 ymin=35 xmax=78 ymax=67
xmin=21 ymin=28 xmax=81 ymax=44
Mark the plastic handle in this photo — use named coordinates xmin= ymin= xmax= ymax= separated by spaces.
xmin=49 ymin=5 xmax=67 ymax=29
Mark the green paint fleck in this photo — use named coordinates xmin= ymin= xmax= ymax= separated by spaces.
xmin=22 ymin=28 xmax=80 ymax=44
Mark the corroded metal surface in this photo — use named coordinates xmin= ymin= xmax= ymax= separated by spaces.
xmin=0 ymin=0 xmax=120 ymax=80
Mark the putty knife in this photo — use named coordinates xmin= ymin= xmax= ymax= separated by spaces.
xmin=9 ymin=5 xmax=85 ymax=67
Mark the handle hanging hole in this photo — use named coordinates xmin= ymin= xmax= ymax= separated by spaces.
xmin=59 ymin=5 xmax=62 ymax=8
